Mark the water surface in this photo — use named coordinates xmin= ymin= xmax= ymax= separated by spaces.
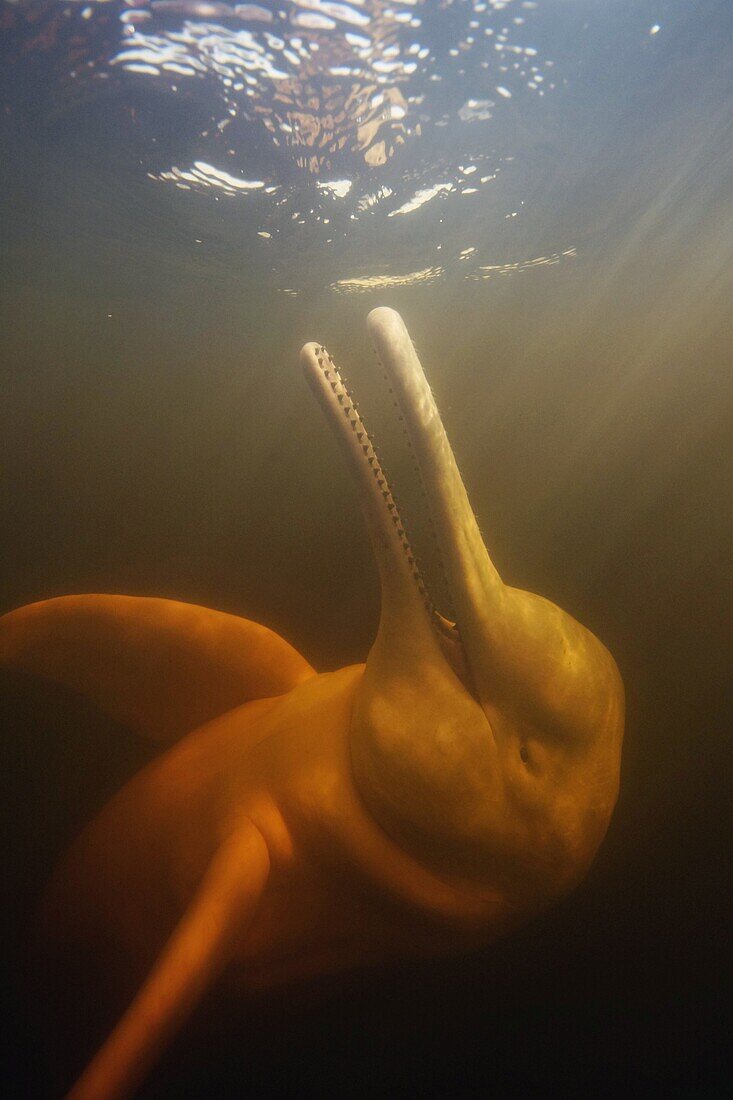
xmin=1 ymin=1 xmax=731 ymax=1094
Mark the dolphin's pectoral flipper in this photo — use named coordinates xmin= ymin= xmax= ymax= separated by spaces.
xmin=67 ymin=820 xmax=271 ymax=1100
xmin=0 ymin=594 xmax=315 ymax=742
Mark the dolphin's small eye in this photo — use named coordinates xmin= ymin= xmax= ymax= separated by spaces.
xmin=520 ymin=745 xmax=529 ymax=764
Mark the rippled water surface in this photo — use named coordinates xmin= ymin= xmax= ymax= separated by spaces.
xmin=1 ymin=1 xmax=731 ymax=1095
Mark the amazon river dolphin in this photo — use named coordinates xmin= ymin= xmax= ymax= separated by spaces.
xmin=0 ymin=308 xmax=624 ymax=1098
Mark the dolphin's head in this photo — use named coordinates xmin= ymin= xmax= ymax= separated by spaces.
xmin=301 ymin=308 xmax=624 ymax=922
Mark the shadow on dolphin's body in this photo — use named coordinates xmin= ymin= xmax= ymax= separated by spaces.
xmin=0 ymin=308 xmax=624 ymax=1099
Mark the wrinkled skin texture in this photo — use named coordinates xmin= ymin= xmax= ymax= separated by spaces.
xmin=0 ymin=309 xmax=623 ymax=1099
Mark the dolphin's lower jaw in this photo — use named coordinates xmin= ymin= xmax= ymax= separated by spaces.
xmin=301 ymin=309 xmax=624 ymax=904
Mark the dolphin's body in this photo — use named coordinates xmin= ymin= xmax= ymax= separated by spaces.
xmin=1 ymin=309 xmax=624 ymax=1098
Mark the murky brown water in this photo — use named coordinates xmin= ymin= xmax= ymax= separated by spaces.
xmin=1 ymin=1 xmax=731 ymax=1095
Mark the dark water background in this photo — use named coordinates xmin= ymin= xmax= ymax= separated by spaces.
xmin=1 ymin=1 xmax=731 ymax=1094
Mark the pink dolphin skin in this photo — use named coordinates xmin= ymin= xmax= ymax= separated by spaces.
xmin=0 ymin=309 xmax=623 ymax=1099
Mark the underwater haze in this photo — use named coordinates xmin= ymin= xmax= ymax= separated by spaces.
xmin=1 ymin=0 xmax=731 ymax=1095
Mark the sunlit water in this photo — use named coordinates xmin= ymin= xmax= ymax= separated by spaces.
xmin=1 ymin=1 xmax=731 ymax=1095
xmin=5 ymin=0 xmax=718 ymax=290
